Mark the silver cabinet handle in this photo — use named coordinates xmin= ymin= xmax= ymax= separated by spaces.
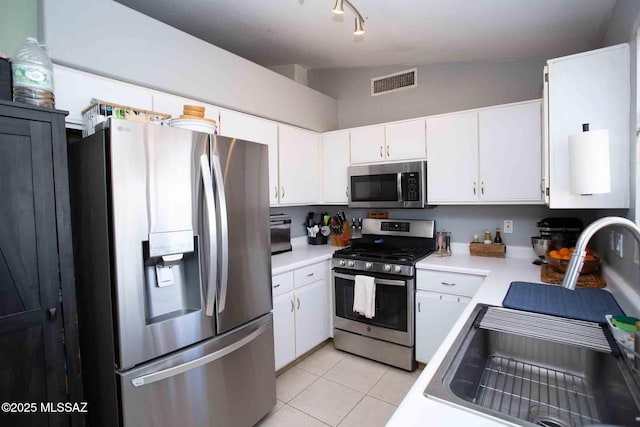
xmin=345 ymin=187 xmax=349 ymax=198
xmin=306 ymin=273 xmax=314 ymax=277
xmin=211 ymin=150 xmax=229 ymax=313
xmin=273 ymin=284 xmax=280 ymax=288
xmin=441 ymin=282 xmax=456 ymax=286
xmin=380 ymin=146 xmax=383 ymax=158
xmin=418 ymin=302 xmax=421 ymax=312
xmin=200 ymin=155 xmax=217 ymax=317
xmin=297 ymin=298 xmax=300 ymax=309
xmin=481 ymin=181 xmax=485 ymax=195
xmin=386 ymin=145 xmax=390 ymax=158
xmin=281 ymin=186 xmax=285 ymax=199
xmin=131 ymin=319 xmax=269 ymax=387
xmin=274 ymin=186 xmax=278 ymax=199
xmin=473 ymin=182 xmax=477 ymax=195
xmin=290 ymin=299 xmax=294 ymax=312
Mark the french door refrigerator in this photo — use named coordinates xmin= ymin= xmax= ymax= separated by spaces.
xmin=69 ymin=118 xmax=275 ymax=427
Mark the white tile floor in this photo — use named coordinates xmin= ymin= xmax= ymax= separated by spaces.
xmin=256 ymin=341 xmax=422 ymax=427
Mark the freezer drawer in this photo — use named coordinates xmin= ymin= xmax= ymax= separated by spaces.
xmin=118 ymin=314 xmax=276 ymax=427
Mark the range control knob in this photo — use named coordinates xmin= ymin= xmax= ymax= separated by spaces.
xmin=394 ymin=265 xmax=403 ymax=273
xmin=365 ymin=262 xmax=373 ymax=270
xmin=347 ymin=260 xmax=355 ymax=267
xmin=383 ymin=264 xmax=392 ymax=272
xmin=339 ymin=260 xmax=346 ymax=266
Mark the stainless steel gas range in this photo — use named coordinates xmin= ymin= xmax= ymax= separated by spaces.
xmin=331 ymin=219 xmax=435 ymax=371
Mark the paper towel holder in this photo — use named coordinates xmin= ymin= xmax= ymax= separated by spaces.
xmin=568 ymin=123 xmax=611 ymax=196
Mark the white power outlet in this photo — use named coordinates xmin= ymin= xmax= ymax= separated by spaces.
xmin=616 ymin=233 xmax=624 ymax=258
xmin=503 ymin=220 xmax=513 ymax=234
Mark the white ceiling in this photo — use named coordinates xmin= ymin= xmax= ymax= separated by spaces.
xmin=114 ymin=0 xmax=617 ymax=70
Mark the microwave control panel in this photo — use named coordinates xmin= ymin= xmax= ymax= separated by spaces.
xmin=401 ymin=172 xmax=420 ymax=201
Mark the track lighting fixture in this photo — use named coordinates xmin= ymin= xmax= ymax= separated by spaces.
xmin=331 ymin=0 xmax=365 ymax=36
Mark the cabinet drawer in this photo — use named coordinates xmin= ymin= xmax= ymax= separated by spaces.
xmin=272 ymin=271 xmax=294 ymax=297
xmin=416 ymin=270 xmax=483 ymax=297
xmin=294 ymin=261 xmax=328 ymax=288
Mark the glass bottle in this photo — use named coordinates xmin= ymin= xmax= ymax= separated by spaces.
xmin=494 ymin=228 xmax=503 ymax=244
xmin=483 ymin=230 xmax=492 ymax=244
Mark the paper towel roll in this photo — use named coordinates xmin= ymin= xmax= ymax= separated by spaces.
xmin=568 ymin=128 xmax=610 ymax=195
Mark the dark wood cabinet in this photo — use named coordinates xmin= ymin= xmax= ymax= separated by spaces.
xmin=0 ymin=100 xmax=82 ymax=427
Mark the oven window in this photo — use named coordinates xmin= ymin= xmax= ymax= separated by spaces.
xmin=351 ymin=174 xmax=398 ymax=202
xmin=334 ymin=274 xmax=407 ymax=331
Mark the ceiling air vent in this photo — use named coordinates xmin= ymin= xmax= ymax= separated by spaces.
xmin=371 ymin=68 xmax=417 ymax=96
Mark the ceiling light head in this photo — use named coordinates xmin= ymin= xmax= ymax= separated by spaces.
xmin=332 ymin=0 xmax=345 ymax=14
xmin=353 ymin=16 xmax=365 ymax=35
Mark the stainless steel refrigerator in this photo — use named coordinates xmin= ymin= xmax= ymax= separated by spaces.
xmin=69 ymin=118 xmax=275 ymax=427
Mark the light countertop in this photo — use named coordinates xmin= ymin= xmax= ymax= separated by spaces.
xmin=271 ymin=237 xmax=340 ymax=275
xmin=389 ymin=249 xmax=640 ymax=427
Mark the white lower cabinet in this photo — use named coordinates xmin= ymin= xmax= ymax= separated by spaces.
xmin=415 ymin=292 xmax=470 ymax=363
xmin=415 ymin=269 xmax=484 ymax=363
xmin=272 ymin=261 xmax=330 ymax=371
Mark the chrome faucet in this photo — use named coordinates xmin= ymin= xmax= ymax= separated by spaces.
xmin=562 ymin=216 xmax=640 ymax=290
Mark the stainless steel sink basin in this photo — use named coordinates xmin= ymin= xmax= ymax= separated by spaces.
xmin=425 ymin=304 xmax=640 ymax=427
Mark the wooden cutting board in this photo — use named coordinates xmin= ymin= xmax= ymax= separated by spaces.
xmin=540 ymin=264 xmax=606 ymax=288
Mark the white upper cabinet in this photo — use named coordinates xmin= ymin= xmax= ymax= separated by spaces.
xmin=350 ymin=120 xmax=426 ymax=164
xmin=478 ymin=100 xmax=542 ymax=202
xmin=385 ymin=119 xmax=426 ymax=161
xmin=54 ymin=65 xmax=153 ymax=128
xmin=545 ymin=44 xmax=630 ymax=209
xmin=350 ymin=125 xmax=386 ymax=164
xmin=427 ymin=101 xmax=543 ymax=205
xmin=278 ymin=124 xmax=322 ymax=205
xmin=218 ymin=110 xmax=280 ymax=206
xmin=426 ymin=111 xmax=479 ymax=203
xmin=322 ymin=130 xmax=350 ymax=204
xmin=151 ymin=92 xmax=219 ymax=123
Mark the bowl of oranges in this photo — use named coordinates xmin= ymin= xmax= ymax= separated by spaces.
xmin=547 ymin=247 xmax=600 ymax=274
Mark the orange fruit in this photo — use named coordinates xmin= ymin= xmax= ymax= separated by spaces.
xmin=584 ymin=254 xmax=595 ymax=261
xmin=558 ymin=247 xmax=571 ymax=257
xmin=548 ymin=250 xmax=560 ymax=259
xmin=562 ymin=254 xmax=571 ymax=260
xmin=569 ymin=247 xmax=575 ymax=253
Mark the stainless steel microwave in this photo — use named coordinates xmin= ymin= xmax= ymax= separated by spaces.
xmin=348 ymin=161 xmax=427 ymax=208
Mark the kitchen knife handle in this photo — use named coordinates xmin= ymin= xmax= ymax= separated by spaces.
xmin=200 ymin=155 xmax=217 ymax=317
xmin=211 ymin=151 xmax=229 ymax=314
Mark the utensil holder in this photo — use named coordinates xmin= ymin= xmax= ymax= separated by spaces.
xmin=307 ymin=235 xmax=328 ymax=245
xmin=331 ymin=219 xmax=351 ymax=247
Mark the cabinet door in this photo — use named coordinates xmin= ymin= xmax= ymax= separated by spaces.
xmin=426 ymin=112 xmax=479 ymax=203
xmin=272 ymin=293 xmax=296 ymax=370
xmin=322 ymin=130 xmax=350 ymax=204
xmin=415 ymin=292 xmax=470 ymax=363
xmin=219 ymin=110 xmax=279 ymax=206
xmin=0 ymin=116 xmax=68 ymax=423
xmin=478 ymin=101 xmax=542 ymax=203
xmin=278 ymin=125 xmax=321 ymax=204
xmin=54 ymin=64 xmax=153 ymax=128
xmin=350 ymin=125 xmax=385 ymax=164
xmin=294 ymin=280 xmax=329 ymax=357
xmin=547 ymin=44 xmax=630 ymax=208
xmin=385 ymin=119 xmax=426 ymax=161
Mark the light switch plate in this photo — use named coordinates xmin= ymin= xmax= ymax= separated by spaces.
xmin=503 ymin=220 xmax=513 ymax=234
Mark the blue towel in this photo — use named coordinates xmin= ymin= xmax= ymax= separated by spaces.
xmin=502 ymin=281 xmax=624 ymax=324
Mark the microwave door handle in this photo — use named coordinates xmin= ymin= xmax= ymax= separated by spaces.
xmin=200 ymin=155 xmax=217 ymax=317
xmin=397 ymin=173 xmax=403 ymax=202
xmin=211 ymin=152 xmax=229 ymax=313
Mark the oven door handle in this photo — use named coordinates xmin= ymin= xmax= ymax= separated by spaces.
xmin=334 ymin=272 xmax=406 ymax=287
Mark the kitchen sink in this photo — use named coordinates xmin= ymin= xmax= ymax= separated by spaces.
xmin=425 ymin=304 xmax=640 ymax=427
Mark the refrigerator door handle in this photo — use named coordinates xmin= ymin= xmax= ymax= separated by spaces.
xmin=200 ymin=155 xmax=218 ymax=317
xmin=211 ymin=153 xmax=229 ymax=313
xmin=130 ymin=319 xmax=270 ymax=388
